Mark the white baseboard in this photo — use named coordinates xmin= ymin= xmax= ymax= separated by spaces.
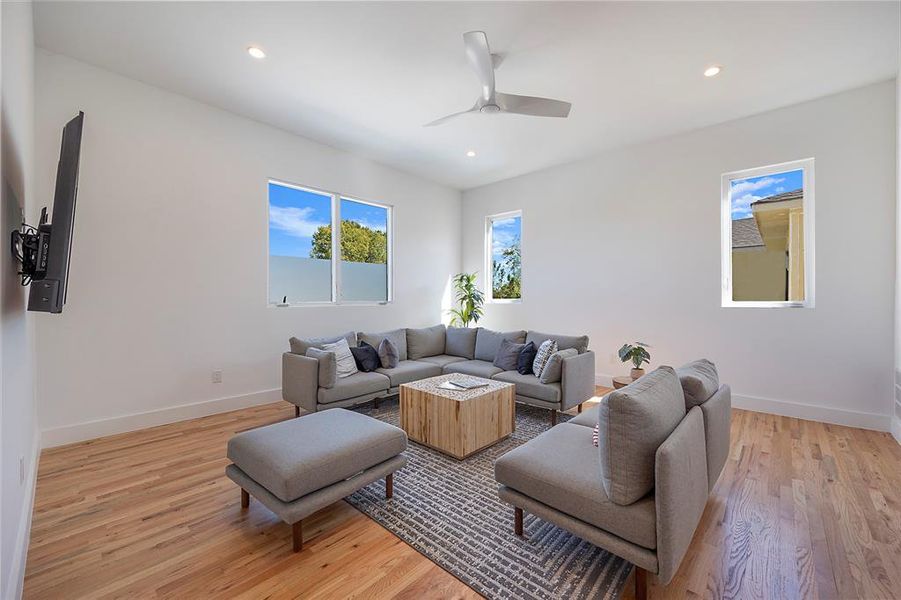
xmin=892 ymin=417 xmax=901 ymax=445
xmin=596 ymin=372 xmax=890 ymax=432
xmin=41 ymin=388 xmax=282 ymax=448
xmin=5 ymin=428 xmax=41 ymax=600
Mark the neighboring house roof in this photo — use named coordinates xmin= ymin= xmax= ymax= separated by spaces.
xmin=732 ymin=217 xmax=764 ymax=249
xmin=751 ymin=188 xmax=803 ymax=206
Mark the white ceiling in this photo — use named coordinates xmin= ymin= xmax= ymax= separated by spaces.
xmin=34 ymin=1 xmax=900 ymax=190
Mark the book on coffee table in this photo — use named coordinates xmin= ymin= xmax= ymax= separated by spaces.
xmin=439 ymin=378 xmax=489 ymax=391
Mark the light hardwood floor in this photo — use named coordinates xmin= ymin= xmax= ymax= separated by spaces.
xmin=24 ymin=390 xmax=901 ymax=599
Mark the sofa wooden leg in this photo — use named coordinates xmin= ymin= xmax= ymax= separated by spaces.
xmin=577 ymin=403 xmax=583 ymax=413
xmin=294 ymin=406 xmax=300 ymax=418
xmin=292 ymin=520 xmax=303 ymax=552
xmin=634 ymin=567 xmax=647 ymax=600
xmin=386 ymin=473 xmax=393 ymax=499
xmin=514 ymin=507 xmax=523 ymax=536
xmin=374 ymin=398 xmax=380 ymax=409
xmin=240 ymin=488 xmax=249 ymax=509
xmin=550 ymin=410 xmax=557 ymax=426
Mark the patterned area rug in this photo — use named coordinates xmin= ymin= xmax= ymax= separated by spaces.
xmin=347 ymin=397 xmax=631 ymax=600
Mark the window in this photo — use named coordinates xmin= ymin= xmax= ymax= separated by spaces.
xmin=721 ymin=158 xmax=814 ymax=308
xmin=268 ymin=180 xmax=392 ymax=305
xmin=486 ymin=211 xmax=522 ymax=302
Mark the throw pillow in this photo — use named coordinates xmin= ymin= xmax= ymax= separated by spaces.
xmin=350 ymin=341 xmax=381 ymax=372
xmin=493 ymin=338 xmax=526 ymax=371
xmin=532 ymin=340 xmax=558 ymax=378
xmin=378 ymin=337 xmax=399 ymax=369
xmin=289 ymin=331 xmax=356 ymax=355
xmin=592 ymin=423 xmax=599 ymax=447
xmin=517 ymin=341 xmax=537 ymax=374
xmin=304 ymin=348 xmax=337 ymax=388
xmin=321 ymin=338 xmax=358 ymax=379
xmin=539 ymin=348 xmax=579 ymax=383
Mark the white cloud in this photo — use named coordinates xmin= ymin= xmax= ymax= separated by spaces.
xmin=731 ymin=176 xmax=785 ymax=196
xmin=491 ymin=228 xmax=518 ymax=256
xmin=353 ymin=219 xmax=387 ymax=233
xmin=492 ymin=217 xmax=518 ymax=228
xmin=731 ymin=193 xmax=761 ymax=219
xmin=269 ymin=205 xmax=327 ymax=238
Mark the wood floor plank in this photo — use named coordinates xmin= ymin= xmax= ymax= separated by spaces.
xmin=24 ymin=391 xmax=901 ymax=599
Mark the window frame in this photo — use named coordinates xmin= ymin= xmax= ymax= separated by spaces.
xmin=720 ymin=158 xmax=815 ymax=309
xmin=267 ymin=178 xmax=393 ymax=307
xmin=485 ymin=210 xmax=523 ymax=304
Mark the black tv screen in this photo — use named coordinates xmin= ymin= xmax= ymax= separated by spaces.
xmin=28 ymin=111 xmax=83 ymax=313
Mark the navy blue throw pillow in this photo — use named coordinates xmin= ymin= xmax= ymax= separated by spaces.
xmin=517 ymin=341 xmax=537 ymax=375
xmin=351 ymin=341 xmax=381 ymax=372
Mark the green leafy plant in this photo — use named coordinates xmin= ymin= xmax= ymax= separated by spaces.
xmin=492 ymin=237 xmax=521 ymax=299
xmin=618 ymin=342 xmax=651 ymax=369
xmin=448 ymin=272 xmax=484 ymax=328
xmin=310 ymin=220 xmax=387 ymax=264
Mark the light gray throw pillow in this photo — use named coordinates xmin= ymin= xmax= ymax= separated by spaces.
xmin=290 ymin=331 xmax=356 ymax=355
xmin=406 ymin=324 xmax=446 ymax=359
xmin=675 ymin=359 xmax=719 ymax=408
xmin=597 ymin=366 xmax=687 ymax=505
xmin=445 ymin=326 xmax=478 ymax=359
xmin=532 ymin=340 xmax=558 ymax=378
xmin=493 ymin=338 xmax=526 ymax=371
xmin=304 ymin=348 xmax=337 ymax=389
xmin=378 ymin=338 xmax=399 ymax=369
xmin=538 ymin=348 xmax=578 ymax=383
xmin=321 ymin=339 xmax=358 ymax=379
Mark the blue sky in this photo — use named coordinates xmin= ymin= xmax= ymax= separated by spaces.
xmin=491 ymin=215 xmax=521 ymax=263
xmin=269 ymin=182 xmax=387 ymax=257
xmin=730 ymin=169 xmax=803 ymax=220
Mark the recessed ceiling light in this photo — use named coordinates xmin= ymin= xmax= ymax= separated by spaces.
xmin=704 ymin=65 xmax=722 ymax=78
xmin=247 ymin=46 xmax=266 ymax=59
xmin=466 ymin=150 xmax=476 ymax=157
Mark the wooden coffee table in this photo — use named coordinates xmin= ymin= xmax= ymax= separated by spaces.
xmin=399 ymin=374 xmax=515 ymax=459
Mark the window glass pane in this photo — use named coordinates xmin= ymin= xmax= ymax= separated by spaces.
xmin=730 ymin=168 xmax=805 ymax=302
xmin=339 ymin=198 xmax=389 ymax=302
xmin=490 ymin=215 xmax=522 ymax=300
xmin=268 ymin=182 xmax=332 ymax=303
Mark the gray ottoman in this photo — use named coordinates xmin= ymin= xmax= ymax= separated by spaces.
xmin=226 ymin=408 xmax=407 ymax=552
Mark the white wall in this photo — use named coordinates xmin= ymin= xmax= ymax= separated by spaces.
xmin=895 ymin=74 xmax=901 ymax=444
xmin=34 ymin=51 xmax=461 ymax=446
xmin=1 ymin=2 xmax=39 ymax=597
xmin=464 ymin=81 xmax=897 ymax=431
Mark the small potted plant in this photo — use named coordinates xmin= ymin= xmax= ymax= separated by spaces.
xmin=618 ymin=342 xmax=651 ymax=380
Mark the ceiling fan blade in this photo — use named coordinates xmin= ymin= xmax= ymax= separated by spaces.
xmin=463 ymin=31 xmax=496 ymax=103
xmin=496 ymin=92 xmax=572 ymax=118
xmin=424 ymin=104 xmax=479 ymax=127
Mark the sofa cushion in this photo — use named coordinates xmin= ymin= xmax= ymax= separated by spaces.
xmin=290 ymin=331 xmax=356 ymax=355
xmin=359 ymin=328 xmax=407 ymax=361
xmin=539 ymin=348 xmax=579 ymax=384
xmin=525 ymin=331 xmax=590 ymax=354
xmin=322 ymin=338 xmax=358 ymax=379
xmin=569 ymin=402 xmax=601 ymax=427
xmin=493 ymin=370 xmax=561 ymax=403
xmin=376 ymin=359 xmax=442 ymax=387
xmin=407 ymin=324 xmax=446 ymax=359
xmin=305 ymin=348 xmax=337 ymax=388
xmin=517 ymin=341 xmax=537 ymax=375
xmin=417 ymin=354 xmax=467 ymax=368
xmin=675 ymin=359 xmax=719 ymax=408
xmin=350 ymin=341 xmax=381 ymax=372
xmin=598 ymin=366 xmax=687 ymax=505
xmin=317 ymin=371 xmax=390 ymax=404
xmin=443 ymin=359 xmax=503 ymax=379
xmin=493 ymin=338 xmax=526 ymax=371
xmin=495 ymin=422 xmax=657 ymax=549
xmin=227 ymin=408 xmax=406 ymax=503
xmin=474 ymin=328 xmax=526 ymax=362
xmin=446 ymin=326 xmax=478 ymax=359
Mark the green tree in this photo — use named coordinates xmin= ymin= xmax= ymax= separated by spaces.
xmin=309 ymin=220 xmax=387 ymax=264
xmin=492 ymin=238 xmax=521 ymax=299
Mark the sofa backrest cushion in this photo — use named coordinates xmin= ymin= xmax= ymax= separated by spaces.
xmin=406 ymin=324 xmax=446 ymax=359
xmin=358 ymin=329 xmax=407 ymax=361
xmin=675 ymin=359 xmax=719 ymax=408
xmin=525 ymin=331 xmax=589 ymax=354
xmin=475 ymin=328 xmax=526 ymax=362
xmin=598 ymin=366 xmax=687 ymax=505
xmin=446 ymin=327 xmax=478 ymax=359
xmin=290 ymin=331 xmax=356 ymax=356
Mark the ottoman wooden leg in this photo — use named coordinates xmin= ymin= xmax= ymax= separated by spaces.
xmin=514 ymin=507 xmax=523 ymax=536
xmin=241 ymin=488 xmax=249 ymax=509
xmin=292 ymin=520 xmax=303 ymax=552
xmin=386 ymin=473 xmax=394 ymax=499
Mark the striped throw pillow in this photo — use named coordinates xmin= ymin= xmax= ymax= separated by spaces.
xmin=593 ymin=424 xmax=599 ymax=447
xmin=532 ymin=340 xmax=558 ymax=378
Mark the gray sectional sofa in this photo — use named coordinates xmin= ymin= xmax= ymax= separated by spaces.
xmin=282 ymin=325 xmax=596 ymax=423
xmin=494 ymin=360 xmax=731 ymax=600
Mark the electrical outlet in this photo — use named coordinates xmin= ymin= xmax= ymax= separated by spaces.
xmin=19 ymin=456 xmax=25 ymax=485
xmin=212 ymin=370 xmax=222 ymax=384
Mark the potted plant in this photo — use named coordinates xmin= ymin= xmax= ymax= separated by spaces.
xmin=447 ymin=272 xmax=484 ymax=328
xmin=618 ymin=342 xmax=651 ymax=380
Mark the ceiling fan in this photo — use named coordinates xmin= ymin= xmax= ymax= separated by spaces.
xmin=425 ymin=31 xmax=572 ymax=127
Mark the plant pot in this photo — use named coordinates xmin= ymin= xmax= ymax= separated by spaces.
xmin=630 ymin=368 xmax=645 ymax=380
